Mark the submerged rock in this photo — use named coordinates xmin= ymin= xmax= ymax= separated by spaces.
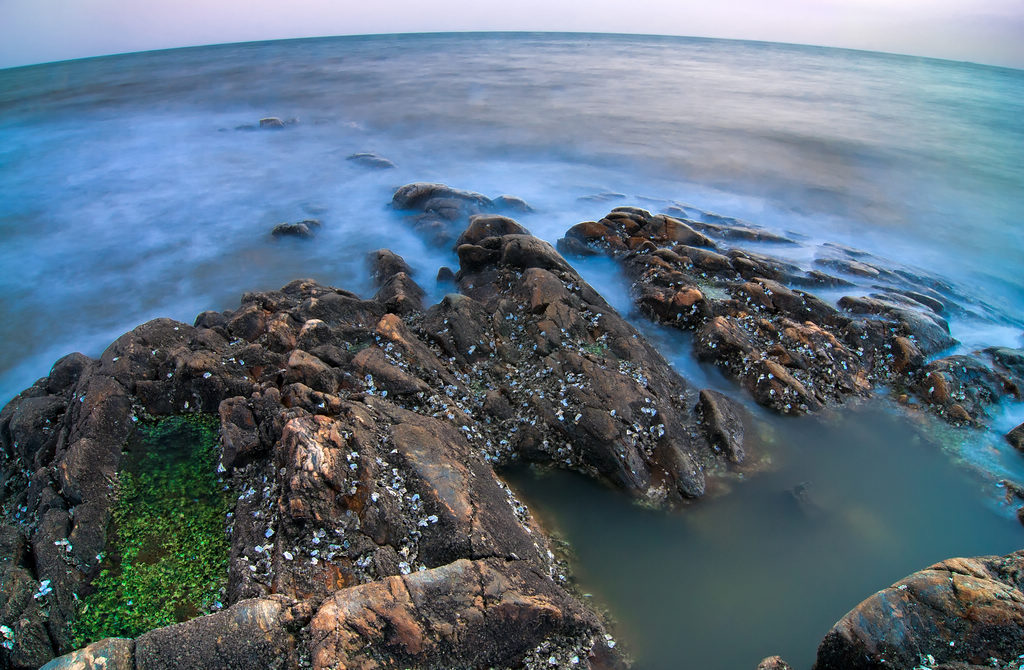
xmin=814 ymin=551 xmax=1024 ymax=670
xmin=345 ymin=152 xmax=396 ymax=169
xmin=271 ymin=219 xmax=322 ymax=239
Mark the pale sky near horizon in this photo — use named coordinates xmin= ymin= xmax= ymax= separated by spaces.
xmin=1 ymin=0 xmax=1023 ymax=70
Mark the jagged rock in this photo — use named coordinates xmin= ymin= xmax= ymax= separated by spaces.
xmin=555 ymin=207 xmax=1014 ymax=427
xmin=756 ymin=656 xmax=793 ymax=670
xmin=9 ymin=212 xmax=729 ymax=666
xmin=814 ymin=551 xmax=1024 ymax=670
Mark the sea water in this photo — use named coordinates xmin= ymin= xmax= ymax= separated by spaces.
xmin=1 ymin=33 xmax=1022 ymax=668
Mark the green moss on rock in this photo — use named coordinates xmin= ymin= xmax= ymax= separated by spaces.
xmin=72 ymin=414 xmax=230 ymax=646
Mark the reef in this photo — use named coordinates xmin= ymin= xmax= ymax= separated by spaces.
xmin=555 ymin=205 xmax=1024 ymax=426
xmin=3 ymin=184 xmax=1022 ymax=669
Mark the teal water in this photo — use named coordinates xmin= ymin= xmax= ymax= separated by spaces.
xmin=505 ymin=398 xmax=1024 ymax=669
xmin=2 ymin=33 xmax=1023 ymax=669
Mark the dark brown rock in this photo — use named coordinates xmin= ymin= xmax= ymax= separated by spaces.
xmin=271 ymin=220 xmax=321 ymax=239
xmin=135 ymin=597 xmax=296 ymax=670
xmin=814 ymin=551 xmax=1024 ymax=670
xmin=697 ymin=389 xmax=746 ymax=464
xmin=1007 ymin=422 xmax=1024 ymax=452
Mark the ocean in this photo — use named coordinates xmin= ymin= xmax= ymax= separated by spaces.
xmin=1 ymin=32 xmax=1022 ymax=668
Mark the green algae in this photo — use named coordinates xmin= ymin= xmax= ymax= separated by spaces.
xmin=71 ymin=414 xmax=230 ymax=646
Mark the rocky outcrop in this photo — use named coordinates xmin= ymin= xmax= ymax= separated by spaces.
xmin=557 ymin=206 xmax=1022 ymax=423
xmin=391 ymin=182 xmax=533 ymax=246
xmin=1 ymin=210 xmax=748 ymax=667
xmin=814 ymin=551 xmax=1024 ymax=670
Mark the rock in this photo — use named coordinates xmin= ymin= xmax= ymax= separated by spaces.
xmin=697 ymin=389 xmax=746 ymax=464
xmin=392 ymin=182 xmax=492 ymax=213
xmin=259 ymin=117 xmax=286 ymax=129
xmin=436 ymin=266 xmax=456 ymax=284
xmin=838 ymin=295 xmax=956 ymax=356
xmin=7 ymin=227 xmax=700 ymax=666
xmin=346 ymin=152 xmax=395 ymax=169
xmin=135 ymin=597 xmax=296 ymax=669
xmin=40 ymin=638 xmax=134 ymax=670
xmin=493 ymin=194 xmax=534 ymax=213
xmin=757 ymin=656 xmax=793 ymax=670
xmin=271 ymin=220 xmax=321 ymax=239
xmin=555 ymin=205 xmax=1012 ymax=427
xmin=1007 ymin=423 xmax=1024 ymax=452
xmin=309 ymin=558 xmax=607 ymax=670
xmin=814 ymin=550 xmax=1024 ymax=670
xmin=369 ymin=249 xmax=413 ymax=284
xmin=454 ymin=214 xmax=530 ymax=248
xmin=391 ymin=182 xmax=506 ymax=246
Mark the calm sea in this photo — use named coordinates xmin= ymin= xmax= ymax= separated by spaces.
xmin=1 ymin=33 xmax=1022 ymax=668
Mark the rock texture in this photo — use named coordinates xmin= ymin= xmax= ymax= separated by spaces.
xmin=391 ymin=182 xmax=534 ymax=246
xmin=814 ymin=551 xmax=1024 ymax=670
xmin=557 ymin=206 xmax=1023 ymax=423
xmin=1 ymin=210 xmax=748 ymax=667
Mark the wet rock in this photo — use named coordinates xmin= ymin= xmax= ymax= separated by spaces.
xmin=392 ymin=182 xmax=535 ymax=247
xmin=135 ymin=597 xmax=296 ymax=669
xmin=912 ymin=355 xmax=1009 ymax=423
xmin=454 ymin=214 xmax=530 ymax=248
xmin=557 ymin=206 xmax=1009 ymax=426
xmin=392 ymin=182 xmax=492 ymax=213
xmin=757 ymin=656 xmax=793 ymax=670
xmin=696 ymin=389 xmax=746 ymax=464
xmin=493 ymin=194 xmax=534 ymax=213
xmin=435 ymin=266 xmax=456 ymax=284
xmin=40 ymin=638 xmax=133 ymax=670
xmin=271 ymin=219 xmax=321 ymax=239
xmin=6 ymin=229 xmax=673 ymax=666
xmin=309 ymin=558 xmax=607 ymax=670
xmin=1006 ymin=423 xmax=1024 ymax=452
xmin=838 ymin=295 xmax=955 ymax=356
xmin=259 ymin=117 xmax=286 ymax=129
xmin=346 ymin=152 xmax=395 ymax=169
xmin=814 ymin=550 xmax=1024 ymax=670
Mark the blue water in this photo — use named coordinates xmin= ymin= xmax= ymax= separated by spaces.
xmin=2 ymin=33 xmax=1023 ymax=668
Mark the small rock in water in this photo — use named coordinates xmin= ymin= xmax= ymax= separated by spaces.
xmin=346 ymin=152 xmax=396 ymax=169
xmin=493 ymin=194 xmax=534 ymax=213
xmin=436 ymin=266 xmax=456 ymax=284
xmin=271 ymin=219 xmax=321 ymax=239
xmin=756 ymin=656 xmax=793 ymax=670
xmin=259 ymin=117 xmax=286 ymax=129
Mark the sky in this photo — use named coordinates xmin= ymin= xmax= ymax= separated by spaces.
xmin=1 ymin=0 xmax=1023 ymax=70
